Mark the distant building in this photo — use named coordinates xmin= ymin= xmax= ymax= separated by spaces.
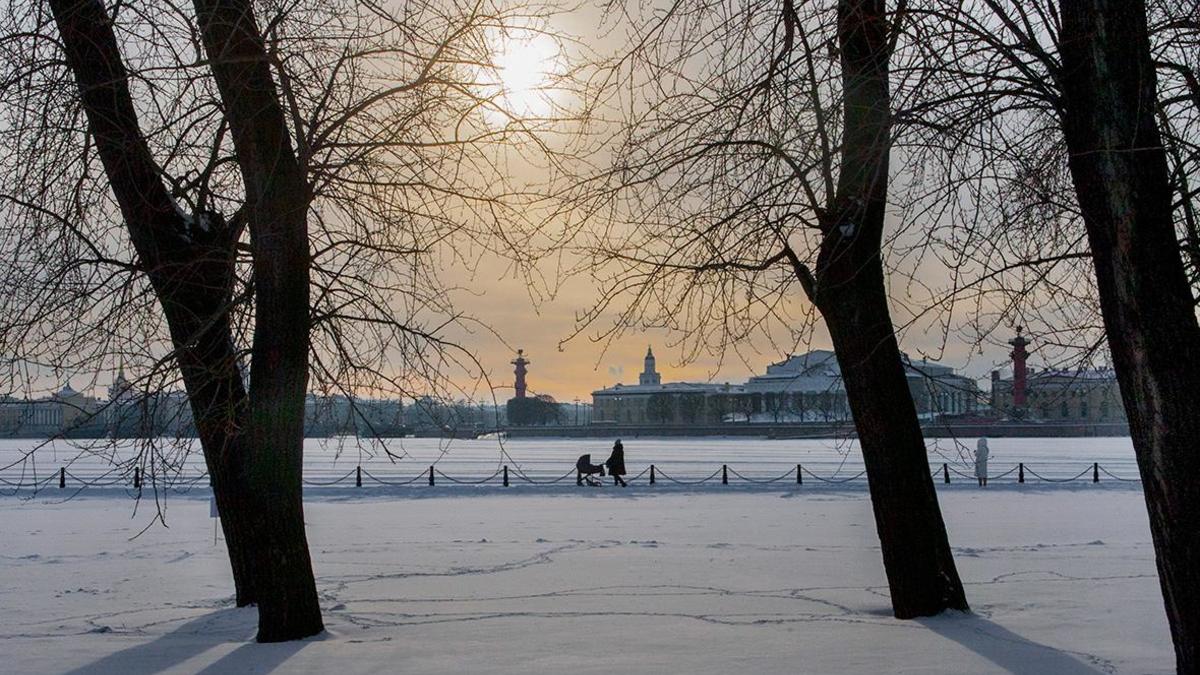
xmin=744 ymin=350 xmax=979 ymax=422
xmin=591 ymin=347 xmax=739 ymax=424
xmin=989 ymin=330 xmax=1125 ymax=422
xmin=591 ymin=347 xmax=976 ymax=426
xmin=992 ymin=368 xmax=1125 ymax=422
xmin=0 ymin=383 xmax=108 ymax=437
xmin=741 ymin=351 xmax=850 ymax=422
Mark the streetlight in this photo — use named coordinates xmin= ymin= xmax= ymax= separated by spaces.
xmin=573 ymin=397 xmax=580 ymax=426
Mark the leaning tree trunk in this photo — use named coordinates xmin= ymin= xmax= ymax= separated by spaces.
xmin=1059 ymin=1 xmax=1200 ymax=670
xmin=48 ymin=0 xmax=260 ymax=606
xmin=806 ymin=0 xmax=969 ymax=617
xmin=194 ymin=0 xmax=323 ymax=642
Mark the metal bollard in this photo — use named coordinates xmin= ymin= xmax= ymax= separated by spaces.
xmin=943 ymin=463 xmax=950 ymax=484
xmin=356 ymin=465 xmax=362 ymax=488
xmin=503 ymin=465 xmax=509 ymax=487
xmin=133 ymin=466 xmax=141 ymax=489
xmin=428 ymin=465 xmax=435 ymax=486
xmin=722 ymin=464 xmax=728 ymax=485
xmin=1093 ymin=462 xmax=1099 ymax=483
xmin=1018 ymin=462 xmax=1025 ymax=484
xmin=797 ymin=464 xmax=803 ymax=485
xmin=649 ymin=465 xmax=656 ymax=485
xmin=59 ymin=467 xmax=65 ymax=489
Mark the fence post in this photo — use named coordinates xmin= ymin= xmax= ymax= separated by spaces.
xmin=722 ymin=464 xmax=728 ymax=485
xmin=1093 ymin=462 xmax=1099 ymax=483
xmin=428 ymin=465 xmax=435 ymax=486
xmin=943 ymin=463 xmax=950 ymax=484
xmin=59 ymin=467 xmax=65 ymax=489
xmin=797 ymin=463 xmax=803 ymax=485
xmin=1018 ymin=462 xmax=1025 ymax=484
xmin=650 ymin=464 xmax=656 ymax=485
xmin=503 ymin=465 xmax=509 ymax=487
xmin=356 ymin=466 xmax=362 ymax=488
xmin=133 ymin=466 xmax=141 ymax=489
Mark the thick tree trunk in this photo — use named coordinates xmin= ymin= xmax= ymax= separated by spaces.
xmin=194 ymin=0 xmax=323 ymax=642
xmin=807 ymin=0 xmax=968 ymax=617
xmin=48 ymin=0 xmax=259 ymax=605
xmin=1058 ymin=1 xmax=1200 ymax=670
xmin=176 ymin=315 xmax=257 ymax=606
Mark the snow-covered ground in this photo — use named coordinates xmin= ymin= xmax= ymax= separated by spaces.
xmin=0 ymin=476 xmax=1170 ymax=673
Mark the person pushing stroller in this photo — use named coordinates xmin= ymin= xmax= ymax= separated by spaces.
xmin=606 ymin=439 xmax=627 ymax=487
xmin=574 ymin=440 xmax=628 ymax=487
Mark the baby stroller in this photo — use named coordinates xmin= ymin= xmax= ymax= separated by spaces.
xmin=576 ymin=453 xmax=606 ymax=486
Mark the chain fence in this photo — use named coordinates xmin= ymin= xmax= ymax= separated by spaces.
xmin=0 ymin=461 xmax=1142 ymax=492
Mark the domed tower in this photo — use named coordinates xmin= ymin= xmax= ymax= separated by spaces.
xmin=108 ymin=361 xmax=133 ymax=402
xmin=639 ymin=346 xmax=661 ymax=386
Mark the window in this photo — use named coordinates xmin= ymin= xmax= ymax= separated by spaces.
xmin=1081 ymin=401 xmax=1089 ymax=419
xmin=1061 ymin=401 xmax=1069 ymax=418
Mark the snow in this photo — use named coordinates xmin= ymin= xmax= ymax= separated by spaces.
xmin=0 ymin=468 xmax=1172 ymax=673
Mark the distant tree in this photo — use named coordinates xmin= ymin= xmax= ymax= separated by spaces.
xmin=647 ymin=393 xmax=676 ymax=423
xmin=679 ymin=393 xmax=705 ymax=423
xmin=506 ymin=395 xmax=564 ymax=426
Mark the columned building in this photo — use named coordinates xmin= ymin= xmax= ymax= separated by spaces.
xmin=591 ymin=348 xmax=977 ymax=426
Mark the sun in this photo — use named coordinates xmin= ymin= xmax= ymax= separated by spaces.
xmin=485 ymin=29 xmax=561 ymax=122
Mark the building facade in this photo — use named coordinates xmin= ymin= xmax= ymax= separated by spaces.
xmin=991 ymin=368 xmax=1126 ymax=422
xmin=591 ymin=348 xmax=978 ymax=426
xmin=988 ymin=330 xmax=1126 ymax=422
xmin=591 ymin=348 xmax=741 ymax=424
xmin=0 ymin=383 xmax=109 ymax=437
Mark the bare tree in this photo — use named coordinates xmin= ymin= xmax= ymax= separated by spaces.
xmin=878 ymin=0 xmax=1200 ymax=666
xmin=1058 ymin=1 xmax=1200 ymax=669
xmin=565 ymin=0 xmax=968 ymax=617
xmin=2 ymin=0 xmax=579 ymax=641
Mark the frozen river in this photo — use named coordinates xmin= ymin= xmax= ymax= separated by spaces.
xmin=0 ymin=435 xmax=1142 ymax=491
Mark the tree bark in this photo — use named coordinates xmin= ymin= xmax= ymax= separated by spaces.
xmin=1058 ymin=1 xmax=1200 ymax=670
xmin=48 ymin=0 xmax=259 ymax=606
xmin=808 ymin=0 xmax=969 ymax=617
xmin=193 ymin=0 xmax=323 ymax=642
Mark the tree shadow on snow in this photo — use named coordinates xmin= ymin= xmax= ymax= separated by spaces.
xmin=65 ymin=606 xmax=310 ymax=675
xmin=918 ymin=613 xmax=1107 ymax=674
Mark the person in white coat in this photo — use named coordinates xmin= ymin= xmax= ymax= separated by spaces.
xmin=975 ymin=437 xmax=990 ymax=487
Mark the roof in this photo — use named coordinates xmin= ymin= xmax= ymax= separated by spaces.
xmin=994 ymin=368 xmax=1119 ymax=386
xmin=592 ymin=381 xmax=740 ymax=396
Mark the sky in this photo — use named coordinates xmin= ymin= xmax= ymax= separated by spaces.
xmin=440 ymin=10 xmax=1022 ymax=402
xmin=444 ymin=256 xmax=1024 ymax=403
xmin=437 ymin=2 xmax=1085 ymax=404
xmin=16 ymin=0 xmax=1080 ymax=405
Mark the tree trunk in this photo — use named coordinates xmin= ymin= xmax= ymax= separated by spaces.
xmin=807 ymin=0 xmax=969 ymax=617
xmin=1058 ymin=1 xmax=1200 ymax=669
xmin=48 ymin=0 xmax=259 ymax=606
xmin=193 ymin=0 xmax=323 ymax=642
